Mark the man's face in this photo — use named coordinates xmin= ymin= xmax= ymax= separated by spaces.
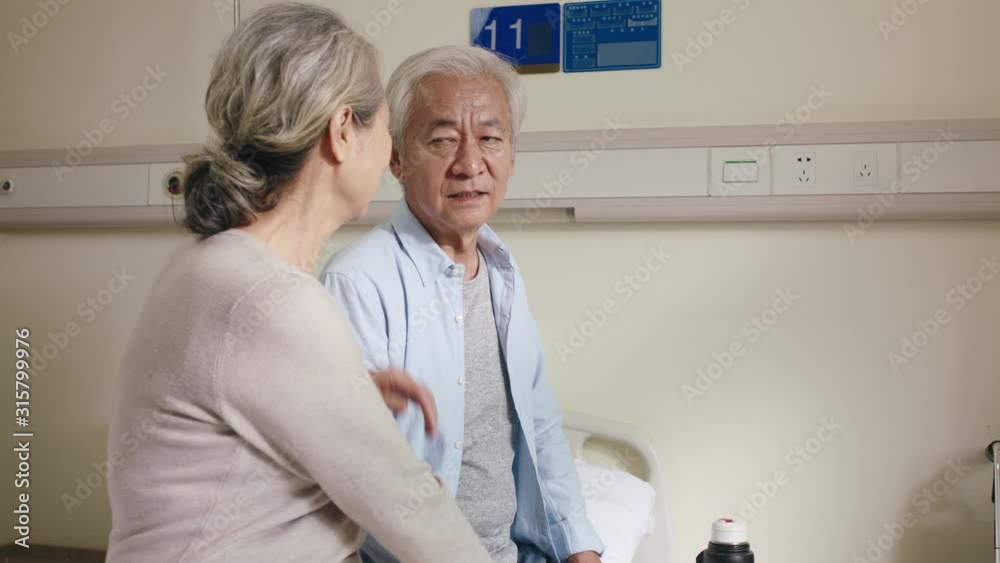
xmin=391 ymin=75 xmax=514 ymax=240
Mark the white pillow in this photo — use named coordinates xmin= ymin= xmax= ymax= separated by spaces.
xmin=575 ymin=458 xmax=656 ymax=563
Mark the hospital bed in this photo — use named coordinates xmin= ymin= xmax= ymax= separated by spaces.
xmin=562 ymin=412 xmax=668 ymax=563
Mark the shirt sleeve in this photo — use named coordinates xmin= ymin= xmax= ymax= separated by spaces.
xmin=214 ymin=272 xmax=491 ymax=563
xmin=322 ymin=271 xmax=391 ymax=371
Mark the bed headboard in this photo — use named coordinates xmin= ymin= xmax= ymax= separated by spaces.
xmin=561 ymin=411 xmax=661 ymax=489
xmin=561 ymin=411 xmax=673 ymax=563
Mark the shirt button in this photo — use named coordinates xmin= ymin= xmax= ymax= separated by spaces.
xmin=458 ymin=377 xmax=465 ymax=385
xmin=455 ymin=315 xmax=463 ymax=323
xmin=454 ymin=440 xmax=462 ymax=449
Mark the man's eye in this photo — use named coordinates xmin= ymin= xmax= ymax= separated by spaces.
xmin=431 ymin=138 xmax=454 ymax=145
xmin=482 ymin=136 xmax=502 ymax=142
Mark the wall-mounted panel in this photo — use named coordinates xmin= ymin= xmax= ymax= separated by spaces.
xmin=509 ymin=147 xmax=708 ymax=200
xmin=0 ymin=165 xmax=149 ymax=208
xmin=899 ymin=140 xmax=1000 ymax=193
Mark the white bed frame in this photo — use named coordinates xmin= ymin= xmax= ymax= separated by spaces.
xmin=561 ymin=412 xmax=673 ymax=563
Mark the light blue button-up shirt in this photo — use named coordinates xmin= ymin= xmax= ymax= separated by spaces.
xmin=321 ymin=201 xmax=604 ymax=563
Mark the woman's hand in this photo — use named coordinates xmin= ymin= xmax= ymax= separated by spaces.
xmin=369 ymin=369 xmax=438 ymax=435
xmin=566 ymin=551 xmax=602 ymax=563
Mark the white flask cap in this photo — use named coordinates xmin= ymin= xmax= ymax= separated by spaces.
xmin=711 ymin=518 xmax=748 ymax=544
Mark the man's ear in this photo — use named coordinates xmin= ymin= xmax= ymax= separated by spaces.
xmin=389 ymin=147 xmax=405 ymax=182
xmin=326 ymin=105 xmax=354 ymax=164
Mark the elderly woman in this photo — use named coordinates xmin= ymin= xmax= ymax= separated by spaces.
xmin=105 ymin=4 xmax=491 ymax=562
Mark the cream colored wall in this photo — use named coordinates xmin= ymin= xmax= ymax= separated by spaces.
xmin=3 ymin=0 xmax=998 ymax=151
xmin=3 ymin=0 xmax=1000 ymax=561
xmin=2 ymin=221 xmax=999 ymax=562
xmin=0 ymin=0 xmax=228 ymax=151
xmin=314 ymin=0 xmax=1000 ymax=131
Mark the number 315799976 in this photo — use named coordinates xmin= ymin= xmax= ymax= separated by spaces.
xmin=15 ymin=328 xmax=30 ymax=426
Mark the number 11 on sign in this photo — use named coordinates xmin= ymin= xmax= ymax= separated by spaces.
xmin=470 ymin=4 xmax=561 ymax=71
xmin=483 ymin=18 xmax=522 ymax=50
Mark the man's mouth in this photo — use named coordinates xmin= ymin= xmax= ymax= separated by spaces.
xmin=447 ymin=191 xmax=487 ymax=200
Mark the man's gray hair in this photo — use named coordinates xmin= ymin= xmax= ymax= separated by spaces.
xmin=386 ymin=45 xmax=526 ymax=155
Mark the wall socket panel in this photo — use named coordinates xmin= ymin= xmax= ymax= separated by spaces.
xmin=148 ymin=163 xmax=185 ymax=206
xmin=772 ymin=143 xmax=897 ymax=195
xmin=793 ymin=152 xmax=816 ymax=187
xmin=853 ymin=150 xmax=878 ymax=186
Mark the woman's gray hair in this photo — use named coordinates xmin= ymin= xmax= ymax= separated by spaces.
xmin=386 ymin=45 xmax=525 ymax=156
xmin=182 ymin=2 xmax=383 ymax=238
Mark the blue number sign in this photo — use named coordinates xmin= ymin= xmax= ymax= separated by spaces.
xmin=471 ymin=4 xmax=561 ymax=70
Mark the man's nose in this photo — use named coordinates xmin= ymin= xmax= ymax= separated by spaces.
xmin=450 ymin=138 xmax=485 ymax=177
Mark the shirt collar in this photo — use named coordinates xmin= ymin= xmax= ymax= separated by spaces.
xmin=389 ymin=200 xmax=512 ymax=287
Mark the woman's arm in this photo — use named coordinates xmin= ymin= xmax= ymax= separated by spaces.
xmin=214 ymin=273 xmax=490 ymax=563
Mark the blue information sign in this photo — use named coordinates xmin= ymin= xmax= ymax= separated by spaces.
xmin=471 ymin=4 xmax=561 ymax=70
xmin=563 ymin=0 xmax=661 ymax=72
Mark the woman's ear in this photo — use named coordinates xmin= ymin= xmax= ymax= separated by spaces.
xmin=326 ymin=105 xmax=354 ymax=164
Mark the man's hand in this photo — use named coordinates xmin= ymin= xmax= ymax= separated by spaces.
xmin=566 ymin=551 xmax=601 ymax=563
xmin=369 ymin=369 xmax=438 ymax=435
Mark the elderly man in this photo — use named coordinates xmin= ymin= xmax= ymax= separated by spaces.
xmin=321 ymin=45 xmax=603 ymax=563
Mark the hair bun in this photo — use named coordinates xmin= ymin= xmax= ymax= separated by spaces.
xmin=182 ymin=142 xmax=264 ymax=238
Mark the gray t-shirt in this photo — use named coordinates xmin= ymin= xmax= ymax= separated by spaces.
xmin=454 ymin=251 xmax=519 ymax=563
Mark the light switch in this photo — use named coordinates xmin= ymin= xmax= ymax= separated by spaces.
xmin=723 ymin=160 xmax=759 ymax=183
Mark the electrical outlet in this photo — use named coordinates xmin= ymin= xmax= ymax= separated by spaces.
xmin=853 ymin=151 xmax=878 ymax=186
xmin=793 ymin=153 xmax=816 ymax=187
xmin=162 ymin=169 xmax=184 ymax=200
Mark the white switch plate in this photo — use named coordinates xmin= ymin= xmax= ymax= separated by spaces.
xmin=710 ymin=147 xmax=771 ymax=197
xmin=723 ymin=161 xmax=759 ymax=183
